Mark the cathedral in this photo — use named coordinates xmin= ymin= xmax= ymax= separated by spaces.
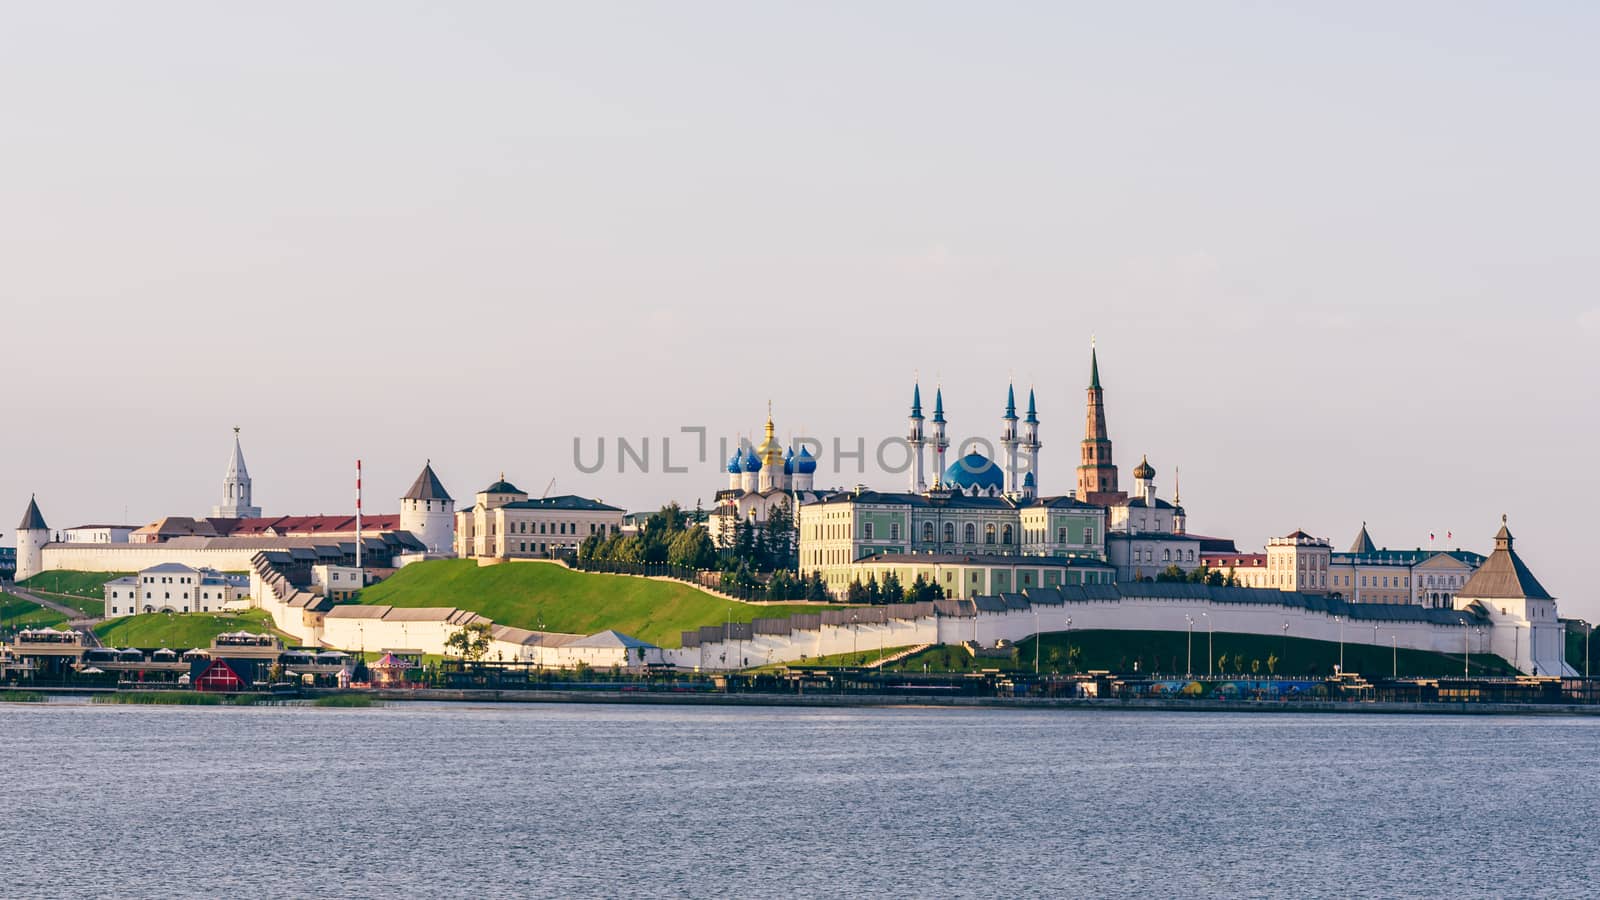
xmin=706 ymin=408 xmax=833 ymax=547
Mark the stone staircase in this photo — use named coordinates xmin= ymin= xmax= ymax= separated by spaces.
xmin=864 ymin=643 xmax=931 ymax=669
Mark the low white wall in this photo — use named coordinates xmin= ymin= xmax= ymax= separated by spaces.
xmin=44 ymin=544 xmax=261 ymax=573
xmin=665 ymin=598 xmax=1516 ymax=672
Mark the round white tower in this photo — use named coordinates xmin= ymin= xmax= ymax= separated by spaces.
xmin=399 ymin=461 xmax=455 ymax=555
xmin=15 ymin=495 xmax=50 ymax=582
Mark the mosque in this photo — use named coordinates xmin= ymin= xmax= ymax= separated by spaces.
xmin=794 ymin=346 xmax=1196 ymax=597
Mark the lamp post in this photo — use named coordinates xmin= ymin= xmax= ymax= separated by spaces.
xmin=1185 ymin=615 xmax=1194 ymax=678
xmin=1202 ymin=612 xmax=1212 ymax=677
xmin=1334 ymin=615 xmax=1344 ymax=674
xmin=1033 ymin=605 xmax=1040 ymax=675
xmin=1458 ymin=617 xmax=1468 ymax=676
xmin=1280 ymin=622 xmax=1289 ymax=675
xmin=852 ymin=611 xmax=859 ymax=664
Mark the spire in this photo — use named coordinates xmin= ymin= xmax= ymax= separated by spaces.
xmin=1025 ymin=387 xmax=1038 ymax=424
xmin=1458 ymin=514 xmax=1553 ymax=602
xmin=911 ymin=383 xmax=923 ymax=419
xmin=932 ymin=387 xmax=945 ymax=424
xmin=1004 ymin=383 xmax=1018 ymax=420
xmin=1494 ymin=513 xmax=1512 ymax=551
xmin=226 ymin=427 xmax=249 ymax=479
xmin=1089 ymin=341 xmax=1101 ymax=390
xmin=18 ymin=494 xmax=47 ymax=531
xmin=1174 ymin=466 xmax=1182 ymax=505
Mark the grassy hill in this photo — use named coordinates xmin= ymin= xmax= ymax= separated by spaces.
xmin=2 ymin=594 xmax=68 ymax=630
xmin=94 ymin=609 xmax=283 ymax=650
xmin=356 ymin=559 xmax=835 ymax=648
xmin=888 ymin=629 xmax=1517 ymax=679
xmin=19 ymin=570 xmax=125 ymax=618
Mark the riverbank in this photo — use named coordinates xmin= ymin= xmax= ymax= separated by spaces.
xmin=369 ymin=687 xmax=1600 ymax=717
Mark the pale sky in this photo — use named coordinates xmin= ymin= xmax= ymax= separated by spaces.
xmin=4 ymin=3 xmax=1597 ymax=616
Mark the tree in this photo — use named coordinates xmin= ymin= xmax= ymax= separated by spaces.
xmin=882 ymin=571 xmax=904 ymax=604
xmin=1156 ymin=564 xmax=1187 ymax=583
xmin=846 ymin=578 xmax=867 ymax=604
xmin=668 ymin=526 xmax=717 ymax=570
xmin=864 ymin=575 xmax=882 ymax=606
xmin=446 ymin=622 xmax=493 ymax=661
xmin=805 ymin=570 xmax=830 ymax=601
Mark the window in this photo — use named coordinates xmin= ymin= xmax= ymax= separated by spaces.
xmin=985 ymin=524 xmax=996 ymax=545
xmin=923 ymin=522 xmax=935 ymax=542
xmin=1083 ymin=527 xmax=1094 ymax=544
xmin=1057 ymin=527 xmax=1067 ymax=544
xmin=944 ymin=522 xmax=955 ymax=543
xmin=863 ymin=522 xmax=874 ymax=540
xmin=1002 ymin=525 xmax=1013 ymax=545
xmin=890 ymin=523 xmax=901 ymax=541
xmin=1163 ymin=549 xmax=1172 ymax=562
xmin=964 ymin=523 xmax=976 ymax=543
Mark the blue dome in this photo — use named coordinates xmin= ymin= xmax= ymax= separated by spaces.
xmin=1023 ymin=471 xmax=1035 ymax=487
xmin=783 ymin=447 xmax=795 ymax=475
xmin=727 ymin=449 xmax=744 ymax=474
xmin=743 ymin=449 xmax=762 ymax=472
xmin=943 ymin=453 xmax=1003 ymax=493
xmin=796 ymin=446 xmax=817 ymax=474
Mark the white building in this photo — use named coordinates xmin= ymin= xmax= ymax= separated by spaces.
xmin=211 ymin=428 xmax=262 ymax=518
xmin=1454 ymin=516 xmax=1571 ymax=675
xmin=15 ymin=496 xmax=50 ymax=582
xmin=60 ymin=525 xmax=136 ymax=544
xmin=454 ymin=475 xmax=624 ymax=559
xmin=104 ymin=563 xmax=250 ymax=616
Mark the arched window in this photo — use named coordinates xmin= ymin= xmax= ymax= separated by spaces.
xmin=945 ymin=522 xmax=957 ymax=543
xmin=1002 ymin=525 xmax=1014 ymax=545
xmin=1163 ymin=549 xmax=1171 ymax=562
xmin=922 ymin=522 xmax=935 ymax=542
xmin=964 ymin=523 xmax=976 ymax=543
xmin=1187 ymin=549 xmax=1195 ymax=561
xmin=985 ymin=524 xmax=996 ymax=545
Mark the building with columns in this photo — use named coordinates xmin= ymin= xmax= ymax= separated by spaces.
xmin=454 ymin=475 xmax=623 ymax=559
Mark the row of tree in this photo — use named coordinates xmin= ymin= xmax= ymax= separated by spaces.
xmin=577 ymin=502 xmax=797 ymax=575
xmin=1153 ymin=564 xmax=1242 ymax=587
xmin=843 ymin=571 xmax=946 ymax=605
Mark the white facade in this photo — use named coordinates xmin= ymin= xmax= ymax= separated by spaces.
xmin=454 ymin=476 xmax=623 ymax=559
xmin=399 ymin=461 xmax=455 ymax=555
xmin=105 ymin=563 xmax=249 ymax=616
xmin=60 ymin=526 xmax=134 ymax=544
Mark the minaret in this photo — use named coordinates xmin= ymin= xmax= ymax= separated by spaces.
xmin=1021 ymin=387 xmax=1041 ymax=499
xmin=1173 ymin=466 xmax=1186 ymax=535
xmin=1076 ymin=342 xmax=1121 ymax=502
xmin=212 ymin=427 xmax=262 ymax=518
xmin=931 ymin=387 xmax=949 ymax=487
xmin=400 ymin=460 xmax=455 ymax=555
xmin=1000 ymin=383 xmax=1020 ymax=495
xmin=907 ymin=383 xmax=927 ymax=493
xmin=15 ymin=495 xmax=49 ymax=582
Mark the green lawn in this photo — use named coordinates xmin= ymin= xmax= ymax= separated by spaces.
xmin=94 ymin=609 xmax=283 ymax=650
xmin=357 ymin=559 xmax=842 ymax=648
xmin=775 ymin=645 xmax=921 ymax=669
xmin=1 ymin=593 xmax=69 ymax=630
xmin=20 ymin=570 xmax=130 ymax=600
xmin=888 ymin=629 xmax=1517 ymax=679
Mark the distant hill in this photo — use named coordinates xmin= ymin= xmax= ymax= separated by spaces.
xmin=356 ymin=559 xmax=831 ymax=648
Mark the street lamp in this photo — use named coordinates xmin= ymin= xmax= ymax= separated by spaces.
xmin=1185 ymin=614 xmax=1194 ymax=678
xmin=1458 ymin=617 xmax=1468 ymax=676
xmin=1280 ymin=622 xmax=1289 ymax=675
xmin=1334 ymin=615 xmax=1344 ymax=674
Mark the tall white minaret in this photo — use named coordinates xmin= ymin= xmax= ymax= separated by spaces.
xmin=212 ymin=427 xmax=262 ymax=518
xmin=15 ymin=495 xmax=49 ymax=582
xmin=1021 ymin=387 xmax=1041 ymax=499
xmin=931 ymin=387 xmax=949 ymax=487
xmin=1000 ymin=383 xmax=1020 ymax=496
xmin=908 ymin=382 xmax=926 ymax=493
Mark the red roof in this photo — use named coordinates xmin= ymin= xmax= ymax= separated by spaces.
xmin=209 ymin=514 xmax=402 ymax=536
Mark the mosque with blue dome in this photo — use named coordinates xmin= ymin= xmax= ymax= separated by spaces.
xmin=794 ymin=346 xmax=1195 ymax=598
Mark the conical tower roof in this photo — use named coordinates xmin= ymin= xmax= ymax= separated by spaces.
xmin=1458 ymin=516 xmax=1553 ymax=601
xmin=403 ymin=461 xmax=452 ymax=501
xmin=1089 ymin=345 xmax=1101 ymax=390
xmin=1349 ymin=522 xmax=1377 ymax=555
xmin=910 ymin=383 xmax=923 ymax=418
xmin=226 ymin=428 xmax=250 ymax=479
xmin=18 ymin=495 xmax=47 ymax=531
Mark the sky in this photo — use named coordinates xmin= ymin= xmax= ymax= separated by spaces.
xmin=3 ymin=3 xmax=1597 ymax=615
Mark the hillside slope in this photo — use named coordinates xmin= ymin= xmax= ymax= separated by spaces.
xmin=356 ymin=560 xmax=832 ymax=648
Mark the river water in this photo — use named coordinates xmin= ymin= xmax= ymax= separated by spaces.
xmin=1 ymin=700 xmax=1594 ymax=898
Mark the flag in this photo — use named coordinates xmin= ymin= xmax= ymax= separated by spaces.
xmin=1447 ymin=531 xmax=1452 ymax=540
xmin=1429 ymin=533 xmax=1435 ymax=541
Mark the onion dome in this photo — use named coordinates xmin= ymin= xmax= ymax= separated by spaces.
xmin=783 ymin=446 xmax=795 ymax=475
xmin=942 ymin=453 xmax=1004 ymax=494
xmin=743 ymin=448 xmax=762 ymax=472
xmin=727 ymin=448 xmax=744 ymax=474
xmin=796 ymin=446 xmax=817 ymax=474
xmin=1133 ymin=455 xmax=1155 ymax=480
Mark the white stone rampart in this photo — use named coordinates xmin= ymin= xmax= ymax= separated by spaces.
xmin=44 ymin=544 xmax=264 ymax=574
xmin=663 ymin=595 xmax=1518 ymax=672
